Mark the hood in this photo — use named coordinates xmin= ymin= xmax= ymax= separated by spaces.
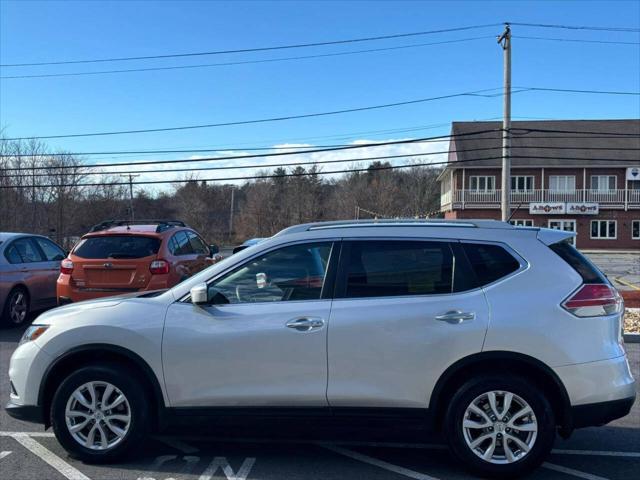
xmin=35 ymin=289 xmax=169 ymax=325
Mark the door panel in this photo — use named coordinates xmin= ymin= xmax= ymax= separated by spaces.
xmin=327 ymin=239 xmax=490 ymax=409
xmin=163 ymin=300 xmax=332 ymax=407
xmin=327 ymin=292 xmax=489 ymax=408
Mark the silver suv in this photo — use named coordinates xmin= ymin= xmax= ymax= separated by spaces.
xmin=7 ymin=220 xmax=636 ymax=477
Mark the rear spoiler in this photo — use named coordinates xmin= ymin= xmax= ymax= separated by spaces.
xmin=536 ymin=227 xmax=576 ymax=246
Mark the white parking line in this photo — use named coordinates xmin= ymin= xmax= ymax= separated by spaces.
xmin=552 ymin=448 xmax=640 ymax=458
xmin=10 ymin=433 xmax=91 ymax=480
xmin=323 ymin=444 xmax=439 ymax=480
xmin=198 ymin=456 xmax=256 ymax=480
xmin=0 ymin=451 xmax=12 ymax=460
xmin=543 ymin=462 xmax=610 ymax=480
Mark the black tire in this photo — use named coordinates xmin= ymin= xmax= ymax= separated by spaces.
xmin=444 ymin=375 xmax=555 ymax=478
xmin=1 ymin=287 xmax=29 ymax=327
xmin=50 ymin=363 xmax=150 ymax=463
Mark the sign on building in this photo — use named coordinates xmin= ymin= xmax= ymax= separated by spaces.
xmin=529 ymin=203 xmax=565 ymax=214
xmin=566 ymin=203 xmax=599 ymax=215
xmin=627 ymin=167 xmax=640 ymax=181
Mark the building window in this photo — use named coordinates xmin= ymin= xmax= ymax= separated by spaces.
xmin=590 ymin=220 xmax=617 ymax=239
xmin=511 ymin=176 xmax=534 ymax=191
xmin=549 ymin=175 xmax=575 ymax=191
xmin=509 ymin=219 xmax=534 ymax=227
xmin=590 ymin=175 xmax=616 ymax=191
xmin=469 ymin=176 xmax=495 ymax=192
xmin=633 ymin=220 xmax=640 ymax=240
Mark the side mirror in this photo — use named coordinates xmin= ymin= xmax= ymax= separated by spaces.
xmin=209 ymin=244 xmax=219 ymax=256
xmin=190 ymin=283 xmax=208 ymax=305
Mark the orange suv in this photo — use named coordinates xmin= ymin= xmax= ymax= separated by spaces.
xmin=57 ymin=220 xmax=220 ymax=304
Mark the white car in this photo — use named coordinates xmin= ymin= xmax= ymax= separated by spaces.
xmin=7 ymin=220 xmax=636 ymax=477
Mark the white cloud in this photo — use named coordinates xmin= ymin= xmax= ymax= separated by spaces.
xmin=85 ymin=137 xmax=449 ymax=195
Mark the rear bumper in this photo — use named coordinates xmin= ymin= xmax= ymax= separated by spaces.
xmin=571 ymin=395 xmax=636 ymax=428
xmin=5 ymin=401 xmax=43 ymax=424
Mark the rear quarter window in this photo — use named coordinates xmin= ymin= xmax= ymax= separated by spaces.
xmin=73 ymin=236 xmax=161 ymax=259
xmin=549 ymin=240 xmax=606 ymax=284
xmin=462 ymin=242 xmax=521 ymax=286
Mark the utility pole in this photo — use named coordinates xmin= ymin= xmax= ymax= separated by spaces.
xmin=229 ymin=187 xmax=235 ymax=239
xmin=498 ymin=23 xmax=512 ymax=222
xmin=122 ymin=174 xmax=139 ymax=221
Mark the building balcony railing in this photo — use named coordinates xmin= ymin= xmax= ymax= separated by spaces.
xmin=447 ymin=189 xmax=639 ymax=208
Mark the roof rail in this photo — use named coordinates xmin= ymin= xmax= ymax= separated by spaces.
xmin=275 ymin=219 xmax=513 ymax=236
xmin=89 ymin=219 xmax=186 ymax=233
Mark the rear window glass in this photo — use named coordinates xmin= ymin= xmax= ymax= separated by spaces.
xmin=549 ymin=240 xmax=606 ymax=284
xmin=462 ymin=243 xmax=521 ymax=286
xmin=74 ymin=236 xmax=161 ymax=259
xmin=344 ymin=241 xmax=454 ymax=298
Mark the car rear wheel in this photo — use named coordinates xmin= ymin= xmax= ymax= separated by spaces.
xmin=1 ymin=287 xmax=29 ymax=327
xmin=51 ymin=364 xmax=149 ymax=462
xmin=444 ymin=375 xmax=555 ymax=478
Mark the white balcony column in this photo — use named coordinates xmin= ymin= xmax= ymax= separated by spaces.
xmin=541 ymin=168 xmax=544 ymax=202
xmin=625 ymin=178 xmax=628 ymax=211
xmin=462 ymin=168 xmax=466 ymax=209
xmin=583 ymin=168 xmax=587 ymax=202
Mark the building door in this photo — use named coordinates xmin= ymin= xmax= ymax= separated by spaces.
xmin=548 ymin=220 xmax=577 ymax=245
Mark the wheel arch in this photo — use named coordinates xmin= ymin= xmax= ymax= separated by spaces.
xmin=428 ymin=351 xmax=573 ymax=435
xmin=39 ymin=344 xmax=166 ymax=430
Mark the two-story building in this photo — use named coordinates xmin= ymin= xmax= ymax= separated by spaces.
xmin=439 ymin=119 xmax=640 ymax=249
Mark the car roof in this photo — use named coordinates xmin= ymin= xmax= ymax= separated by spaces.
xmin=0 ymin=232 xmax=51 ymax=242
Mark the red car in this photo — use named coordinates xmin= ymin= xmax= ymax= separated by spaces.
xmin=57 ymin=220 xmax=220 ymax=304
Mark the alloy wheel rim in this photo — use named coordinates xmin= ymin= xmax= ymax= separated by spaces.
xmin=462 ymin=390 xmax=538 ymax=464
xmin=65 ymin=381 xmax=131 ymax=451
xmin=9 ymin=292 xmax=27 ymax=324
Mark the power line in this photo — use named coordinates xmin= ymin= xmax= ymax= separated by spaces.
xmin=516 ymin=35 xmax=640 ymax=45
xmin=0 ymin=131 xmax=496 ymax=170
xmin=0 ymin=24 xmax=501 ymax=67
xmin=2 ymin=143 xmax=639 ymax=179
xmin=1 ymin=88 xmax=508 ymax=141
xmin=3 ymin=153 xmax=639 ymax=189
xmin=3 ymin=127 xmax=638 ymax=172
xmin=5 ymin=86 xmax=639 ymax=142
xmin=0 ymin=36 xmax=494 ymax=80
xmin=509 ymin=22 xmax=640 ymax=33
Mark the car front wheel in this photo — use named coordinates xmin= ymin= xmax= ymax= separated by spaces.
xmin=444 ymin=375 xmax=555 ymax=478
xmin=51 ymin=364 xmax=149 ymax=462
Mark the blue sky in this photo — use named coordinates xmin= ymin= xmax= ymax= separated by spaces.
xmin=0 ymin=0 xmax=639 ymax=186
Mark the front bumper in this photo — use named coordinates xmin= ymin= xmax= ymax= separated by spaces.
xmin=571 ymin=395 xmax=636 ymax=428
xmin=5 ymin=400 xmax=44 ymax=424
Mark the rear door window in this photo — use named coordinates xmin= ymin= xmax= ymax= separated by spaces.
xmin=171 ymin=231 xmax=194 ymax=256
xmin=34 ymin=237 xmax=65 ymax=261
xmin=461 ymin=243 xmax=521 ymax=286
xmin=4 ymin=244 xmax=23 ymax=264
xmin=341 ymin=241 xmax=455 ymax=298
xmin=10 ymin=238 xmax=45 ymax=263
xmin=73 ymin=236 xmax=161 ymax=259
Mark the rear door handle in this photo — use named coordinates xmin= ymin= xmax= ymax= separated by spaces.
xmin=435 ymin=310 xmax=475 ymax=324
xmin=286 ymin=317 xmax=325 ymax=332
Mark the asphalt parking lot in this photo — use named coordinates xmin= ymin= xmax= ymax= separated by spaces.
xmin=1 ymin=322 xmax=638 ymax=480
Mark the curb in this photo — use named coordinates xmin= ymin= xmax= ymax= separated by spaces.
xmin=624 ymin=333 xmax=640 ymax=344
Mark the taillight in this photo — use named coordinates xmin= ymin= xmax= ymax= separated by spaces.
xmin=562 ymin=284 xmax=622 ymax=317
xmin=60 ymin=259 xmax=74 ymax=275
xmin=150 ymin=259 xmax=169 ymax=275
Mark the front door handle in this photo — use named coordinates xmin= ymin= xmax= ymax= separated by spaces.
xmin=435 ymin=310 xmax=475 ymax=324
xmin=286 ymin=317 xmax=325 ymax=332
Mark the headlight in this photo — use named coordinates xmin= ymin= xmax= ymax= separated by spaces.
xmin=20 ymin=325 xmax=49 ymax=345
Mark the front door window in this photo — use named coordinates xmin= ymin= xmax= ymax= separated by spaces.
xmin=208 ymin=242 xmax=333 ymax=304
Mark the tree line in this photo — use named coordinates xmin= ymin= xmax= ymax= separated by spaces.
xmin=0 ymin=138 xmax=443 ymax=248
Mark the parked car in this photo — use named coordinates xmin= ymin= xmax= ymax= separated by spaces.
xmin=7 ymin=220 xmax=635 ymax=477
xmin=232 ymin=237 xmax=267 ymax=254
xmin=0 ymin=232 xmax=66 ymax=326
xmin=56 ymin=220 xmax=220 ymax=304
